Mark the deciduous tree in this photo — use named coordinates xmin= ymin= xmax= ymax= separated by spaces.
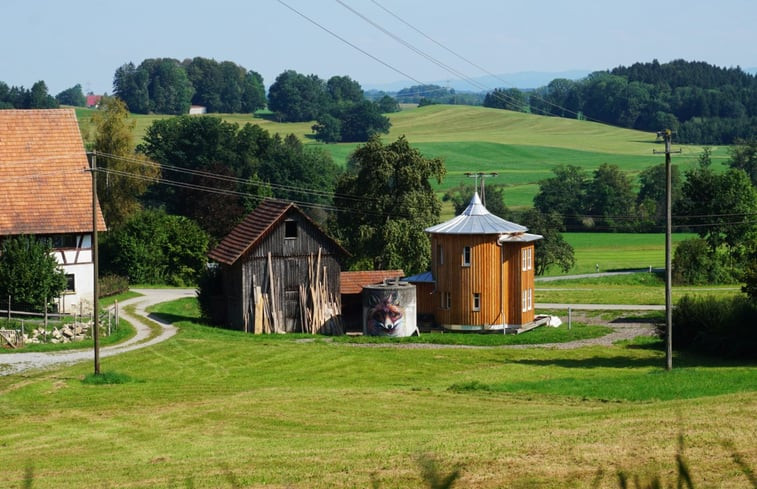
xmin=0 ymin=236 xmax=66 ymax=312
xmin=91 ymin=97 xmax=160 ymax=228
xmin=331 ymin=136 xmax=445 ymax=274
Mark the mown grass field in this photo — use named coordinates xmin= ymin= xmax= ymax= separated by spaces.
xmin=75 ymin=104 xmax=731 ymax=209
xmin=0 ymin=298 xmax=754 ymax=488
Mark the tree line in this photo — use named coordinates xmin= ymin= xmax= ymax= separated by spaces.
xmin=113 ymin=57 xmax=266 ymax=115
xmin=490 ymin=59 xmax=757 ymax=145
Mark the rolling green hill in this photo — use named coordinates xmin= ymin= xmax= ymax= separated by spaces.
xmin=76 ymin=104 xmax=730 ymax=208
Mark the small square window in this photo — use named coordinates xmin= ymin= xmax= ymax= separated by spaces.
xmin=284 ymin=220 xmax=297 ymax=239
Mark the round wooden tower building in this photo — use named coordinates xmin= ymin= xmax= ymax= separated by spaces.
xmin=425 ymin=192 xmax=542 ymax=331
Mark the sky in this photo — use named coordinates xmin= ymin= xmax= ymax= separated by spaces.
xmin=2 ymin=0 xmax=756 ymax=96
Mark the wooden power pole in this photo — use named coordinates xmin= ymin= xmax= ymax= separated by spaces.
xmin=90 ymin=151 xmax=101 ymax=375
xmin=654 ymin=130 xmax=680 ymax=371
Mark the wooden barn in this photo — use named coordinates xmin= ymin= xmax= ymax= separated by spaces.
xmin=208 ymin=199 xmax=348 ymax=334
xmin=424 ymin=192 xmax=542 ymax=331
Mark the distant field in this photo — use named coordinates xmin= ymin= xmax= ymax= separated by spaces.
xmin=75 ymin=104 xmax=731 ymax=208
xmin=561 ymin=232 xmax=694 ymax=275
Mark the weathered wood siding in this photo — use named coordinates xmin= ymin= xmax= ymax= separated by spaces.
xmin=223 ymin=211 xmax=342 ymax=332
xmin=430 ymin=234 xmax=536 ymax=327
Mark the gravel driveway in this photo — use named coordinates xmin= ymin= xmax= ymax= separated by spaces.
xmin=1 ymin=292 xmax=658 ymax=374
xmin=0 ymin=288 xmax=195 ymax=376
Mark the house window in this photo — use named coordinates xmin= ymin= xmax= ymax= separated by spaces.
xmin=522 ymin=247 xmax=532 ymax=271
xmin=437 ymin=244 xmax=444 ymax=265
xmin=284 ymin=219 xmax=297 ymax=239
xmin=462 ymin=246 xmax=471 ymax=267
xmin=472 ymin=292 xmax=481 ymax=311
xmin=65 ymin=274 xmax=75 ymax=292
xmin=522 ymin=288 xmax=533 ymax=312
xmin=440 ymin=291 xmax=451 ymax=310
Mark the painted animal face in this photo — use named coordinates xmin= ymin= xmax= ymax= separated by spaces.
xmin=367 ymin=293 xmax=404 ymax=336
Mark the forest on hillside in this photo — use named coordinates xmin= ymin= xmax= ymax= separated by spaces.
xmin=525 ymin=60 xmax=757 ymax=145
xmin=2 ymin=59 xmax=755 ymax=146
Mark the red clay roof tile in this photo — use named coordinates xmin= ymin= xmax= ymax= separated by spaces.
xmin=0 ymin=109 xmax=106 ymax=235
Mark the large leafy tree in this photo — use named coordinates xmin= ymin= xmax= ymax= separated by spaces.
xmin=0 ymin=236 xmax=67 ymax=312
xmin=139 ymin=116 xmax=272 ymax=239
xmin=184 ymin=57 xmax=266 ymax=113
xmin=29 ymin=81 xmax=58 ymax=109
xmin=728 ymin=138 xmax=757 ymax=186
xmin=113 ymin=62 xmax=150 ymax=114
xmin=55 ymin=84 xmax=86 ymax=107
xmin=325 ymin=75 xmax=364 ymax=107
xmin=91 ymin=97 xmax=160 ymax=229
xmin=259 ymin=134 xmax=340 ymax=211
xmin=316 ymin=100 xmax=390 ymax=143
xmin=677 ymin=159 xmax=757 ymax=253
xmin=267 ymin=70 xmax=327 ymax=122
xmin=533 ymin=165 xmax=588 ymax=230
xmin=637 ymin=162 xmax=682 ymax=229
xmin=584 ymin=163 xmax=636 ymax=230
xmin=113 ymin=59 xmax=193 ymax=114
xmin=518 ymin=209 xmax=575 ymax=276
xmin=483 ymin=88 xmax=528 ymax=112
xmin=331 ymin=136 xmax=445 ymax=274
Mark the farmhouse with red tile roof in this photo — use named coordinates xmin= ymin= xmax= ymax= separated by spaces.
xmin=0 ymin=109 xmax=106 ymax=312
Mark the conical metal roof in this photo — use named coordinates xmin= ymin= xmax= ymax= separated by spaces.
xmin=425 ymin=192 xmax=529 ymax=235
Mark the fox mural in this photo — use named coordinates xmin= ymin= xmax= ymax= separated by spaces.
xmin=365 ymin=292 xmax=418 ymax=337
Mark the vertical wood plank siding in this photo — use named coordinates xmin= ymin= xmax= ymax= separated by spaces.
xmin=226 ymin=212 xmax=342 ymax=332
xmin=430 ymin=234 xmax=534 ymax=327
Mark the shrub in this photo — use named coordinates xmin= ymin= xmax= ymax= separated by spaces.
xmin=672 ymin=238 xmax=734 ymax=285
xmin=98 ymin=274 xmax=129 ymax=298
xmin=101 ymin=210 xmax=209 ymax=286
xmin=670 ymin=294 xmax=757 ymax=358
xmin=196 ymin=264 xmax=226 ymax=326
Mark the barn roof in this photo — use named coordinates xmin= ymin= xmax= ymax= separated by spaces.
xmin=425 ymin=192 xmax=528 ymax=235
xmin=208 ymin=199 xmax=349 ymax=265
xmin=0 ymin=109 xmax=106 ymax=236
xmin=340 ymin=269 xmax=404 ymax=295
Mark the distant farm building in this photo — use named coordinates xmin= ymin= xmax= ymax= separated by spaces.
xmin=85 ymin=95 xmax=102 ymax=108
xmin=0 ymin=109 xmax=107 ymax=313
xmin=424 ymin=192 xmax=542 ymax=332
xmin=189 ymin=105 xmax=207 ymax=115
xmin=208 ymin=199 xmax=348 ymax=334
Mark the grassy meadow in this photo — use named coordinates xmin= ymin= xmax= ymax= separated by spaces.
xmin=0 ymin=298 xmax=754 ymax=488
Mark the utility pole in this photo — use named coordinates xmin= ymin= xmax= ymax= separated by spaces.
xmin=654 ymin=130 xmax=680 ymax=371
xmin=464 ymin=172 xmax=498 ymax=206
xmin=89 ymin=151 xmax=101 ymax=375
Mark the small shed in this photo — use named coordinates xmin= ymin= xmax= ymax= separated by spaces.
xmin=208 ymin=199 xmax=348 ymax=334
xmin=424 ymin=192 xmax=542 ymax=331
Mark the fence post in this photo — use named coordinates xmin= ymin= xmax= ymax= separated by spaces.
xmin=568 ymin=307 xmax=572 ymax=330
xmin=44 ymin=299 xmax=49 ymax=329
xmin=7 ymin=295 xmax=10 ymax=322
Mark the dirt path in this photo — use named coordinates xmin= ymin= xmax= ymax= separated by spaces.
xmin=0 ymin=288 xmax=194 ymax=376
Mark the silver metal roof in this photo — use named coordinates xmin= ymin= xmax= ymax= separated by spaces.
xmin=425 ymin=192 xmax=530 ymax=235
